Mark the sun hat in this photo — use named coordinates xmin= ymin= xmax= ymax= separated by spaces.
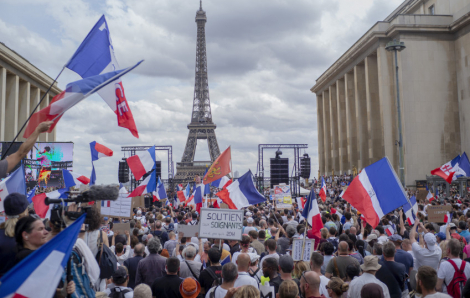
xmin=360 ymin=256 xmax=382 ymax=271
xmin=365 ymin=234 xmax=377 ymax=242
xmin=179 ymin=277 xmax=201 ymax=298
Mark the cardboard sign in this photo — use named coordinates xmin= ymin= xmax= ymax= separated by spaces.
xmin=292 ymin=238 xmax=315 ymax=262
xmin=113 ymin=222 xmax=131 ymax=235
xmin=132 ymin=196 xmax=146 ymax=209
xmin=177 ymin=224 xmax=200 ymax=237
xmin=427 ymin=205 xmax=452 ymax=223
xmin=416 ymin=188 xmax=428 ymax=202
xmin=199 ymin=208 xmax=244 ymax=240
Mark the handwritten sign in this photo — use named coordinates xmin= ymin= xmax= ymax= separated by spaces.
xmin=113 ymin=223 xmax=130 ymax=235
xmin=427 ymin=205 xmax=452 ymax=223
xmin=199 ymin=208 xmax=243 ymax=240
xmin=99 ymin=192 xmax=133 ymax=219
xmin=292 ymin=238 xmax=315 ymax=262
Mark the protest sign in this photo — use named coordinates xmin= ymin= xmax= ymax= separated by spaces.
xmin=274 ymin=184 xmax=292 ymax=208
xmin=416 ymin=188 xmax=428 ymax=202
xmin=131 ymin=196 xmax=145 ymax=210
xmin=113 ymin=222 xmax=130 ymax=235
xmin=199 ymin=208 xmax=243 ymax=240
xmin=427 ymin=205 xmax=452 ymax=223
xmin=99 ymin=192 xmax=133 ymax=219
xmin=292 ymin=238 xmax=315 ymax=262
xmin=259 ymin=283 xmax=275 ymax=298
xmin=177 ymin=224 xmax=200 ymax=237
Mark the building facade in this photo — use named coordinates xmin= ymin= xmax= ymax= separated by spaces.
xmin=311 ymin=0 xmax=470 ymax=187
xmin=0 ymin=42 xmax=61 ymax=143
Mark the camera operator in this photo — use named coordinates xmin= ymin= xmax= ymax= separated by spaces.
xmin=0 ymin=121 xmax=52 ymax=179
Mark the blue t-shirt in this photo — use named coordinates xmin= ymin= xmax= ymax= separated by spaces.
xmin=460 ymin=230 xmax=470 ymax=244
xmin=394 ymin=248 xmax=413 ymax=290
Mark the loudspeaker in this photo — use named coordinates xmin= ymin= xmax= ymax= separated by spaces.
xmin=300 ymin=154 xmax=311 ymax=179
xmin=270 ymin=158 xmax=289 ymax=188
xmin=118 ymin=160 xmax=129 ymax=183
xmin=156 ymin=161 xmax=162 ymax=180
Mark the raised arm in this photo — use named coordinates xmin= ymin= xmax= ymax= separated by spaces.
xmin=409 ymin=219 xmax=419 ymax=244
xmin=399 ymin=210 xmax=405 ymax=236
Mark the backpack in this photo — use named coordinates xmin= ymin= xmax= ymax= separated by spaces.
xmin=206 ymin=266 xmax=222 ymax=288
xmin=208 ymin=286 xmax=219 ymax=298
xmin=63 ymin=250 xmax=95 ymax=298
xmin=327 ymin=238 xmax=339 ymax=252
xmin=445 ymin=259 xmax=467 ymax=298
xmin=96 ymin=231 xmax=118 ymax=279
xmin=108 ymin=287 xmax=131 ymax=298
xmin=152 ymin=230 xmax=166 ymax=246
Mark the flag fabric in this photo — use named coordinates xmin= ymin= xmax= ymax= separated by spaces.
xmin=426 ymin=190 xmax=435 ymax=202
xmin=177 ymin=190 xmax=186 ymax=202
xmin=89 ymin=141 xmax=113 ymax=186
xmin=340 ymin=157 xmax=408 ymax=228
xmin=27 ymin=186 xmax=37 ymax=204
xmin=444 ymin=212 xmax=452 ymax=224
xmin=32 ymin=189 xmax=68 ymax=218
xmin=203 ymin=146 xmax=231 ymax=185
xmin=215 ymin=170 xmax=265 ymax=210
xmin=177 ymin=184 xmax=184 ymax=191
xmin=431 ymin=155 xmax=464 ymax=184
xmin=403 ymin=196 xmax=418 ymax=226
xmin=155 ymin=176 xmax=167 ymax=201
xmin=66 ymin=15 xmax=139 ymax=138
xmin=128 ymin=170 xmax=157 ymax=198
xmin=203 ymin=168 xmax=211 ymax=195
xmin=220 ymin=254 xmax=231 ymax=266
xmin=318 ymin=177 xmax=327 ymax=202
xmin=296 ymin=197 xmax=306 ymax=211
xmin=126 ymin=146 xmax=156 ymax=180
xmin=23 ymin=62 xmax=142 ymax=138
xmin=211 ymin=176 xmax=231 ymax=189
xmin=301 ymin=189 xmax=323 ymax=238
xmin=386 ymin=226 xmax=394 ymax=236
xmin=213 ymin=198 xmax=220 ymax=209
xmin=165 ymin=199 xmax=172 ymax=207
xmin=459 ymin=152 xmax=470 ymax=177
xmin=0 ymin=214 xmax=85 ymax=298
xmin=62 ymin=169 xmax=90 ymax=188
xmin=0 ymin=163 xmax=26 ymax=212
xmin=193 ymin=184 xmax=204 ymax=213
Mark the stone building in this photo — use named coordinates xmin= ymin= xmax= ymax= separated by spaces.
xmin=311 ymin=0 xmax=470 ymax=187
xmin=0 ymin=42 xmax=61 ymax=143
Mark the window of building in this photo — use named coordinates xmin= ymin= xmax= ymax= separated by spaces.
xmin=429 ymin=5 xmax=435 ymax=15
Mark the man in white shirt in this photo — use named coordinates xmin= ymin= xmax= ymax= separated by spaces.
xmin=347 ymin=256 xmax=390 ymax=298
xmin=243 ymin=218 xmax=258 ymax=234
xmin=259 ymin=239 xmax=280 ymax=269
xmin=310 ymin=252 xmax=330 ymax=298
xmin=410 ymin=221 xmax=442 ymax=271
xmin=205 ymin=263 xmax=238 ymax=298
xmin=437 ymin=238 xmax=470 ymax=294
xmin=234 ymin=253 xmax=258 ymax=288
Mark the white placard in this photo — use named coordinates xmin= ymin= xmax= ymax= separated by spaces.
xmin=177 ymin=224 xmax=200 ymax=237
xmin=292 ymin=238 xmax=315 ymax=262
xmin=199 ymin=208 xmax=244 ymax=240
xmin=259 ymin=284 xmax=275 ymax=298
xmin=100 ymin=191 xmax=132 ymax=218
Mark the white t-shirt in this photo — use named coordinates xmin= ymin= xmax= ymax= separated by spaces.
xmin=424 ymin=293 xmax=452 ymax=297
xmin=377 ymin=235 xmax=388 ymax=244
xmin=320 ymin=275 xmax=331 ymax=298
xmin=232 ymin=249 xmax=254 ymax=264
xmin=205 ymin=286 xmax=228 ymax=298
xmin=243 ymin=226 xmax=257 ymax=234
xmin=412 ymin=242 xmax=442 ymax=271
xmin=437 ymin=258 xmax=470 ymax=293
xmin=234 ymin=272 xmax=258 ymax=288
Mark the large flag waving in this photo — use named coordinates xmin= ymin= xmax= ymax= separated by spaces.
xmin=203 ymin=146 xmax=231 ymax=185
xmin=23 ymin=61 xmax=143 ymax=138
xmin=403 ymin=195 xmax=418 ymax=226
xmin=341 ymin=157 xmax=408 ymax=228
xmin=154 ymin=176 xmax=167 ymax=201
xmin=0 ymin=214 xmax=85 ymax=298
xmin=128 ymin=170 xmax=157 ymax=197
xmin=90 ymin=141 xmax=113 ymax=186
xmin=318 ymin=177 xmax=327 ymax=202
xmin=0 ymin=163 xmax=26 ymax=212
xmin=302 ymin=189 xmax=323 ymax=237
xmin=216 ymin=170 xmax=265 ymax=209
xmin=66 ymin=15 xmax=139 ymax=138
xmin=431 ymin=155 xmax=465 ymax=184
xmin=62 ymin=169 xmax=90 ymax=188
xmin=126 ymin=146 xmax=156 ymax=181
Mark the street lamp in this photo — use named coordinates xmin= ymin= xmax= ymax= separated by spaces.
xmin=385 ymin=39 xmax=406 ymax=186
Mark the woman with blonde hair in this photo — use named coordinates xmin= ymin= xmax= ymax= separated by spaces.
xmin=292 ymin=261 xmax=309 ymax=280
xmin=0 ymin=193 xmax=30 ymax=276
xmin=233 ymin=285 xmax=259 ymax=298
xmin=326 ymin=277 xmax=349 ymax=298
xmin=277 ymin=280 xmax=299 ymax=298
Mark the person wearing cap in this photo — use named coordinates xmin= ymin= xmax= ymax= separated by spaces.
xmin=410 ymin=220 xmax=442 ymax=271
xmin=0 ymin=121 xmax=52 ymax=180
xmin=0 ymin=193 xmax=30 ymax=276
xmin=180 ymin=277 xmax=201 ymax=298
xmin=151 ymin=257 xmax=184 ymax=298
xmin=243 ymin=217 xmax=258 ymax=234
xmin=105 ymin=266 xmax=133 ymax=298
xmin=247 ymin=253 xmax=262 ymax=283
xmin=347 ymin=256 xmax=391 ymax=298
xmin=234 ymin=253 xmax=258 ymax=288
xmin=365 ymin=234 xmax=378 ymax=255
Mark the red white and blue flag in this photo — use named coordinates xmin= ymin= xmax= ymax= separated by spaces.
xmin=62 ymin=169 xmax=90 ymax=188
xmin=319 ymin=177 xmax=327 ymax=202
xmin=216 ymin=170 xmax=265 ymax=210
xmin=26 ymin=186 xmax=37 ymax=204
xmin=211 ymin=176 xmax=231 ymax=189
xmin=431 ymin=155 xmax=466 ymax=184
xmin=154 ymin=176 xmax=167 ymax=201
xmin=386 ymin=226 xmax=395 ymax=236
xmin=32 ymin=189 xmax=68 ymax=218
xmin=403 ymin=196 xmax=418 ymax=226
xmin=23 ymin=62 xmax=142 ymax=139
xmin=90 ymin=141 xmax=113 ymax=186
xmin=193 ymin=184 xmax=204 ymax=213
xmin=126 ymin=146 xmax=156 ymax=181
xmin=444 ymin=212 xmax=452 ymax=224
xmin=0 ymin=214 xmax=85 ymax=298
xmin=128 ymin=170 xmax=157 ymax=198
xmin=0 ymin=163 xmax=26 ymax=213
xmin=66 ymin=15 xmax=139 ymax=138
xmin=341 ymin=157 xmax=409 ymax=228
xmin=301 ymin=189 xmax=323 ymax=238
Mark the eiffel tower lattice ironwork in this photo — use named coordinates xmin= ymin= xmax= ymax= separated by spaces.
xmin=175 ymin=1 xmax=221 ymax=183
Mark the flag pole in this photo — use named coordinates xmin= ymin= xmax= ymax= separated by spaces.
xmin=1 ymin=66 xmax=66 ymax=160
xmin=230 ymin=146 xmax=233 ymax=182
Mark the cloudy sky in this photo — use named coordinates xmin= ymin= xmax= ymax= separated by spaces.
xmin=1 ymin=0 xmax=404 ymax=185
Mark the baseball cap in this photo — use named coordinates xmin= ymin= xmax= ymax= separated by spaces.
xmin=112 ymin=266 xmax=128 ymax=284
xmin=247 ymin=218 xmax=254 ymax=224
xmin=449 ymin=223 xmax=457 ymax=228
xmin=436 ymin=232 xmax=446 ymax=240
xmin=424 ymin=233 xmax=437 ymax=251
xmin=246 ymin=211 xmax=253 ymax=217
xmin=104 ymin=217 xmax=108 ymax=221
xmin=365 ymin=234 xmax=377 ymax=242
xmin=4 ymin=193 xmax=28 ymax=217
xmin=389 ymin=234 xmax=403 ymax=242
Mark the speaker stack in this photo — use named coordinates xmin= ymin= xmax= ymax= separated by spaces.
xmin=300 ymin=153 xmax=311 ymax=179
xmin=156 ymin=161 xmax=162 ymax=179
xmin=270 ymin=158 xmax=289 ymax=188
xmin=118 ymin=159 xmax=130 ymax=183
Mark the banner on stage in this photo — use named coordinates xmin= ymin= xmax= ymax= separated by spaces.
xmin=292 ymin=238 xmax=315 ymax=262
xmin=99 ymin=191 xmax=133 ymax=219
xmin=427 ymin=205 xmax=452 ymax=223
xmin=199 ymin=208 xmax=243 ymax=240
xmin=274 ymin=184 xmax=292 ymax=208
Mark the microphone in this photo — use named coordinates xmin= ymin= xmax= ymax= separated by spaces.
xmin=45 ymin=184 xmax=120 ymax=205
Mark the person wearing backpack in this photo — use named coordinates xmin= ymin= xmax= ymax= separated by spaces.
xmin=198 ymin=248 xmax=223 ymax=295
xmin=205 ymin=262 xmax=238 ymax=298
xmin=152 ymin=220 xmax=169 ymax=247
xmin=437 ymin=238 xmax=470 ymax=297
xmin=104 ymin=266 xmax=133 ymax=298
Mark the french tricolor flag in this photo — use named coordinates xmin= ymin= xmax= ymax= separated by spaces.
xmin=0 ymin=163 xmax=26 ymax=212
xmin=153 ymin=176 xmax=167 ymax=201
xmin=211 ymin=176 xmax=231 ymax=189
xmin=426 ymin=188 xmax=435 ymax=202
xmin=386 ymin=226 xmax=394 ymax=236
xmin=403 ymin=196 xmax=418 ymax=226
xmin=27 ymin=186 xmax=38 ymax=204
xmin=128 ymin=170 xmax=157 ymax=197
xmin=431 ymin=155 xmax=462 ymax=184
xmin=0 ymin=214 xmax=85 ymax=298
xmin=301 ymin=189 xmax=323 ymax=238
xmin=90 ymin=141 xmax=113 ymax=186
xmin=444 ymin=212 xmax=452 ymax=224
xmin=177 ymin=184 xmax=184 ymax=191
xmin=319 ymin=177 xmax=327 ymax=202
xmin=215 ymin=170 xmax=265 ymax=210
xmin=341 ymin=157 xmax=409 ymax=228
xmin=62 ymin=169 xmax=90 ymax=188
xmin=32 ymin=189 xmax=68 ymax=218
xmin=126 ymin=146 xmax=156 ymax=181
xmin=193 ymin=184 xmax=204 ymax=212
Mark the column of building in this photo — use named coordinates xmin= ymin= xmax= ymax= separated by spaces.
xmin=317 ymin=93 xmax=324 ymax=177
xmin=329 ymin=85 xmax=339 ymax=175
xmin=354 ymin=63 xmax=369 ymax=170
xmin=345 ymin=71 xmax=358 ymax=173
xmin=322 ymin=89 xmax=331 ymax=175
xmin=336 ymin=78 xmax=347 ymax=174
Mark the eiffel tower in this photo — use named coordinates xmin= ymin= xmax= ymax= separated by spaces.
xmin=174 ymin=1 xmax=221 ymax=183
